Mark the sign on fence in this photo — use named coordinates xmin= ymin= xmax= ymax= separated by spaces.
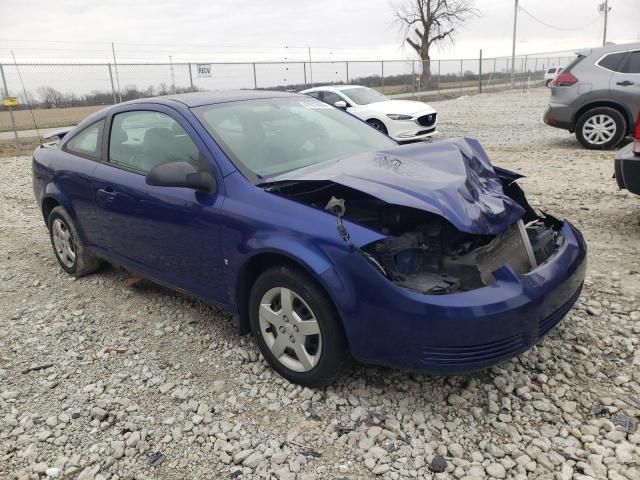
xmin=197 ymin=64 xmax=212 ymax=78
xmin=3 ymin=97 xmax=17 ymax=107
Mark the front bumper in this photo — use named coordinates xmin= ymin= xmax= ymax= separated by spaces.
xmin=321 ymin=221 xmax=587 ymax=374
xmin=388 ymin=112 xmax=438 ymax=142
xmin=614 ymin=143 xmax=640 ymax=195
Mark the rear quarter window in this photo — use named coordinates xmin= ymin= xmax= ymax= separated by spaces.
xmin=597 ymin=52 xmax=627 ymax=72
xmin=64 ymin=120 xmax=104 ymax=160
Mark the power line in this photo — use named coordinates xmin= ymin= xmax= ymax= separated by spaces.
xmin=518 ymin=5 xmax=601 ymax=31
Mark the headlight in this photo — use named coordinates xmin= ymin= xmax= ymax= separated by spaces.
xmin=387 ymin=114 xmax=413 ymax=121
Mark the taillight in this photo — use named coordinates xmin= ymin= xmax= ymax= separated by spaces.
xmin=552 ymin=72 xmax=578 ymax=87
xmin=633 ymin=113 xmax=640 ymax=155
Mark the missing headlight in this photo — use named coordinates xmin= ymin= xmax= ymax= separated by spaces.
xmin=363 ymin=217 xmax=563 ymax=295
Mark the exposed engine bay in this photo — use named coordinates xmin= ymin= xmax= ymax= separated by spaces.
xmin=266 ymin=177 xmax=564 ymax=295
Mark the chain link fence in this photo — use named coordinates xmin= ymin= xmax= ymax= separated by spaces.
xmin=1 ymin=49 xmax=579 ymax=136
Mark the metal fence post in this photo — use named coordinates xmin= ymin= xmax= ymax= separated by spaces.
xmin=478 ymin=50 xmax=483 ymax=94
xmin=459 ymin=59 xmax=463 ymax=96
xmin=412 ymin=61 xmax=416 ymax=97
xmin=188 ymin=63 xmax=194 ymax=90
xmin=107 ymin=64 xmax=117 ymax=104
xmin=303 ymin=62 xmax=307 ymax=88
xmin=493 ymin=58 xmax=497 ymax=91
xmin=252 ymin=63 xmax=257 ymax=89
xmin=345 ymin=61 xmax=349 ymax=84
xmin=437 ymin=60 xmax=441 ymax=97
xmin=505 ymin=59 xmax=509 ymax=89
xmin=533 ymin=58 xmax=537 ymax=86
xmin=0 ymin=63 xmax=20 ymax=154
xmin=381 ymin=61 xmax=384 ymax=89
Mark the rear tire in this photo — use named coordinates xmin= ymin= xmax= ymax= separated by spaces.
xmin=249 ymin=265 xmax=349 ymax=387
xmin=48 ymin=206 xmax=101 ymax=277
xmin=367 ymin=119 xmax=389 ymax=135
xmin=545 ymin=79 xmax=552 ymax=88
xmin=575 ymin=107 xmax=626 ymax=150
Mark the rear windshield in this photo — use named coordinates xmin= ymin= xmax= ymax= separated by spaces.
xmin=564 ymin=54 xmax=585 ymax=73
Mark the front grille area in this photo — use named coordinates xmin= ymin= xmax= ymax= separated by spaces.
xmin=419 ymin=334 xmax=526 ymax=367
xmin=417 ymin=113 xmax=437 ymax=127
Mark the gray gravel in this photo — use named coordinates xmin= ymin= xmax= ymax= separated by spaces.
xmin=1 ymin=87 xmax=639 ymax=479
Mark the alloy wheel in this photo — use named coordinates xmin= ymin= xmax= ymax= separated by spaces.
xmin=52 ymin=218 xmax=76 ymax=268
xmin=258 ymin=287 xmax=322 ymax=372
xmin=582 ymin=114 xmax=617 ymax=145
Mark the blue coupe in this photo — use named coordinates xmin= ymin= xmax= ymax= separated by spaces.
xmin=32 ymin=91 xmax=587 ymax=386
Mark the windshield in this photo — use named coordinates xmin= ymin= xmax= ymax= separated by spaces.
xmin=193 ymin=97 xmax=396 ymax=179
xmin=341 ymin=87 xmax=389 ymax=105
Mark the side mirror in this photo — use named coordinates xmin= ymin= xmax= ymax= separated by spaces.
xmin=334 ymin=100 xmax=347 ymax=110
xmin=146 ymin=161 xmax=217 ymax=193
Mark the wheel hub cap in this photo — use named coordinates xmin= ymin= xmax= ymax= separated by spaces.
xmin=583 ymin=114 xmax=616 ymax=145
xmin=258 ymin=287 xmax=322 ymax=372
xmin=52 ymin=218 xmax=76 ymax=268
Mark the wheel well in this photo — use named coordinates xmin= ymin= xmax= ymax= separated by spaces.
xmin=366 ymin=118 xmax=381 ymax=124
xmin=573 ymin=101 xmax=632 ymax=134
xmin=41 ymin=197 xmax=60 ymax=224
xmin=234 ymin=253 xmax=325 ymax=336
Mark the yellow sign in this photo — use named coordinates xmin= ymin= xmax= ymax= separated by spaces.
xmin=3 ymin=97 xmax=17 ymax=107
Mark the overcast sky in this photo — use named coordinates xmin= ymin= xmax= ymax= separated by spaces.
xmin=1 ymin=0 xmax=639 ymax=63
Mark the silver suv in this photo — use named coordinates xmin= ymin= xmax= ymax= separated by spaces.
xmin=544 ymin=43 xmax=640 ymax=149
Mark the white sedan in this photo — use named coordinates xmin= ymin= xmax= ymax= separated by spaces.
xmin=299 ymin=85 xmax=437 ymax=142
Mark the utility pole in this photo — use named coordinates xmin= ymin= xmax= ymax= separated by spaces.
xmin=510 ymin=0 xmax=518 ymax=89
xmin=601 ymin=0 xmax=610 ymax=46
xmin=169 ymin=55 xmax=176 ymax=93
xmin=111 ymin=43 xmax=122 ymax=103
xmin=308 ymin=47 xmax=313 ymax=87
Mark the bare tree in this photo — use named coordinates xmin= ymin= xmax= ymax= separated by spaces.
xmin=392 ymin=0 xmax=478 ymax=88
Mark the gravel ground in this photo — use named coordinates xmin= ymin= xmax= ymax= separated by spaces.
xmin=1 ymin=87 xmax=639 ymax=480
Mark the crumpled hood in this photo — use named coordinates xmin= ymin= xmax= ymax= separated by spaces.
xmin=266 ymin=138 xmax=525 ymax=235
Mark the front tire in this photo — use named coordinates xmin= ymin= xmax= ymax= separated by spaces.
xmin=366 ymin=119 xmax=389 ymax=135
xmin=48 ymin=206 xmax=101 ymax=277
xmin=249 ymin=265 xmax=349 ymax=387
xmin=575 ymin=107 xmax=626 ymax=150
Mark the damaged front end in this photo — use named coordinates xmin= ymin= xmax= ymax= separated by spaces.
xmin=261 ymin=138 xmax=566 ymax=295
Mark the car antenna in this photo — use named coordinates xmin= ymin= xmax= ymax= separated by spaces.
xmin=11 ymin=50 xmax=42 ymax=147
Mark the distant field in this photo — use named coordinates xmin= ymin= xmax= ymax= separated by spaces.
xmin=0 ymin=105 xmax=105 ymax=132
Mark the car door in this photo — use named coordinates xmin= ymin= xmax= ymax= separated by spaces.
xmin=91 ymin=104 xmax=228 ymax=303
xmin=610 ymin=50 xmax=640 ymax=122
xmin=56 ymin=119 xmax=105 ymax=244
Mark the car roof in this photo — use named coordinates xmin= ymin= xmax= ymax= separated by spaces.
xmin=302 ymin=85 xmax=365 ymax=92
xmin=123 ymin=89 xmax=304 ymax=108
xmin=580 ymin=42 xmax=640 ymax=57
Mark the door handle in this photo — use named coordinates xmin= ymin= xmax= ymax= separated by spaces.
xmin=616 ymin=80 xmax=634 ymax=86
xmin=97 ymin=186 xmax=116 ymax=203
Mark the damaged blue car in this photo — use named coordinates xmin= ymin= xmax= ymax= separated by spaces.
xmin=32 ymin=91 xmax=587 ymax=386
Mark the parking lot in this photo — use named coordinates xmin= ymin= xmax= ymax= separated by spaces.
xmin=1 ymin=87 xmax=639 ymax=479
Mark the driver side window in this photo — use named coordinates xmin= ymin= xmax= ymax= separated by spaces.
xmin=108 ymin=111 xmax=203 ymax=173
xmin=321 ymin=91 xmax=348 ymax=107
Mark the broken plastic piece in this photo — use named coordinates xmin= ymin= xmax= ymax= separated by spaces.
xmin=148 ymin=451 xmax=165 ymax=467
xmin=613 ymin=413 xmax=638 ymax=433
